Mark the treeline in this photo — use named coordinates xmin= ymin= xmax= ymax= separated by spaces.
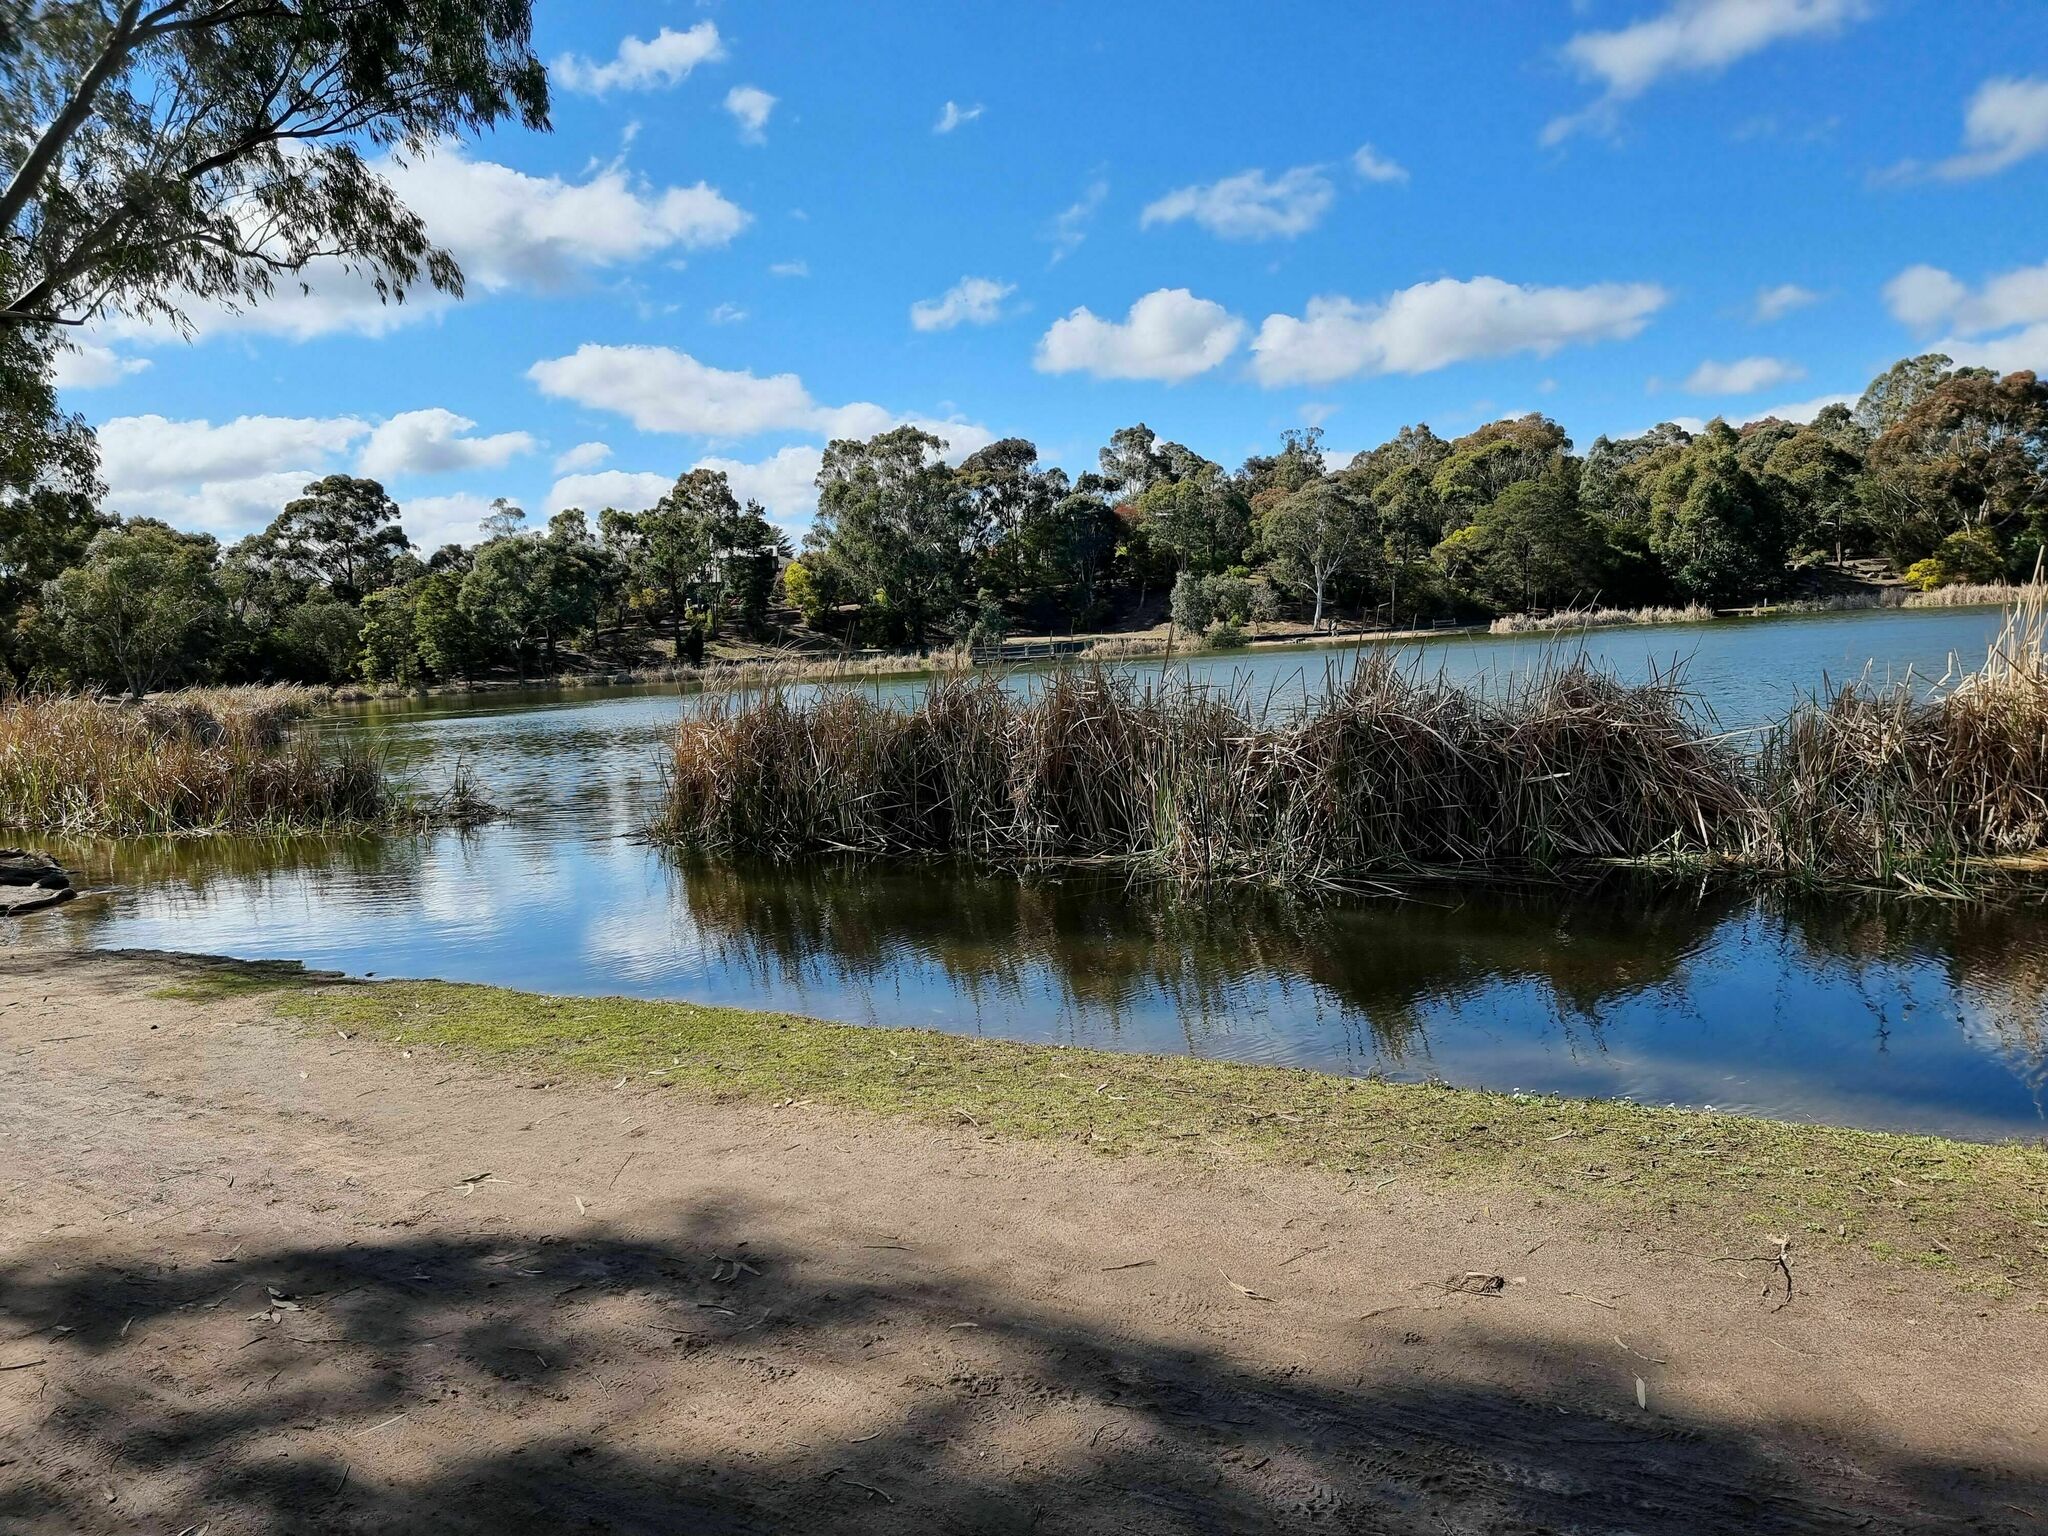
xmin=1 ymin=467 xmax=788 ymax=694
xmin=787 ymin=352 xmax=2047 ymax=648
xmin=1 ymin=351 xmax=2044 ymax=694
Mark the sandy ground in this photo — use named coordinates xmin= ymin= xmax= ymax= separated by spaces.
xmin=2 ymin=948 xmax=2045 ymax=1534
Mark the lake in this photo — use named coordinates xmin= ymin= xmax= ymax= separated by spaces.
xmin=18 ymin=604 xmax=2048 ymax=1140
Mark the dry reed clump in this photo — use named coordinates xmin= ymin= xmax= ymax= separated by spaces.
xmin=1757 ymin=593 xmax=2048 ymax=886
xmin=1904 ymin=580 xmax=2048 ymax=610
xmin=655 ymin=657 xmax=1752 ymax=885
xmin=658 ymin=590 xmax=2048 ymax=890
xmin=0 ymin=686 xmax=387 ymax=836
xmin=1488 ymin=603 xmax=1714 ymax=635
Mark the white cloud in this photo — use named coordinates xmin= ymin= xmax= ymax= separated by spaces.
xmin=1035 ymin=288 xmax=1246 ymax=383
xmin=1912 ymin=76 xmax=2048 ymax=181
xmin=769 ymin=260 xmax=810 ymax=278
xmin=708 ymin=302 xmax=748 ymax=325
xmin=49 ymin=341 xmax=150 ymax=389
xmin=1544 ymin=0 xmax=1869 ymax=144
xmin=97 ymin=147 xmax=749 ymax=342
xmin=529 ymin=345 xmax=815 ymax=438
xmin=725 ymin=85 xmax=777 ymax=144
xmin=98 ymin=413 xmax=367 ymax=492
xmin=1882 ymin=258 xmax=2048 ymax=372
xmin=95 ymin=413 xmax=371 ymax=534
xmin=401 ymin=493 xmax=502 ymax=550
xmin=1140 ymin=166 xmax=1334 ymax=241
xmin=553 ymin=441 xmax=612 ymax=474
xmin=1885 ymin=259 xmax=2048 ymax=334
xmin=1751 ymin=282 xmax=1821 ymax=323
xmin=1744 ymin=391 xmax=1855 ymax=425
xmin=910 ymin=276 xmax=1016 ymax=332
xmin=546 ymin=470 xmax=673 ymax=516
xmin=526 ymin=344 xmax=995 ymax=459
xmin=393 ymin=148 xmax=749 ymax=288
xmin=934 ymin=100 xmax=984 ymax=134
xmin=553 ymin=23 xmax=724 ymax=95
xmin=356 ymin=408 xmax=536 ymax=480
xmin=1047 ymin=179 xmax=1108 ymax=262
xmin=1352 ymin=144 xmax=1409 ymax=184
xmin=696 ymin=445 xmax=826 ymax=530
xmin=1681 ymin=355 xmax=1805 ymax=394
xmin=1250 ymin=276 xmax=1668 ymax=386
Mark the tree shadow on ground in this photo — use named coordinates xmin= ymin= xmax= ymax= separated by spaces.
xmin=0 ymin=1200 xmax=2038 ymax=1535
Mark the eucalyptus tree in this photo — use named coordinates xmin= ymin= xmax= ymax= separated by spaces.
xmin=1 ymin=0 xmax=548 ymax=333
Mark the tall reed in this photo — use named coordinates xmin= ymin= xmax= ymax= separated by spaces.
xmin=1489 ymin=603 xmax=1714 ymax=635
xmin=0 ymin=686 xmax=389 ymax=835
xmin=656 ymin=591 xmax=2048 ymax=891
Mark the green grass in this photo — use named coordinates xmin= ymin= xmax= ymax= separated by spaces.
xmin=271 ymin=975 xmax=2048 ymax=1294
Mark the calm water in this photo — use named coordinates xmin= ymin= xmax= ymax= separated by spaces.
xmin=17 ymin=605 xmax=2048 ymax=1140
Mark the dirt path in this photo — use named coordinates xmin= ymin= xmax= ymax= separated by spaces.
xmin=2 ymin=949 xmax=2044 ymax=1534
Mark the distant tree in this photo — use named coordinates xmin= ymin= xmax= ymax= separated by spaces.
xmin=38 ymin=518 xmax=224 ymax=692
xmin=1261 ymin=477 xmax=1373 ymax=628
xmin=259 ymin=475 xmax=410 ymax=602
xmin=1 ymin=1 xmax=548 ymax=332
xmin=1648 ymin=424 xmax=1790 ymax=603
xmin=1436 ymin=469 xmax=1602 ymax=613
xmin=1133 ymin=457 xmax=1249 ymax=576
xmin=1854 ymin=354 xmax=1965 ymax=437
xmin=637 ymin=469 xmax=728 ymax=645
xmin=1865 ymin=368 xmax=2048 ymax=568
xmin=1758 ymin=411 xmax=1870 ymax=567
xmin=357 ymin=584 xmax=429 ymax=688
xmin=807 ymin=426 xmax=976 ymax=645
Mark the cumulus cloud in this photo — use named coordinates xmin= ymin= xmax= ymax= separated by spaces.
xmin=97 ymin=147 xmax=749 ymax=342
xmin=910 ymin=276 xmax=1016 ymax=332
xmin=1885 ymin=258 xmax=2048 ymax=373
xmin=527 ymin=346 xmax=816 ymax=438
xmin=1892 ymin=76 xmax=2048 ymax=181
xmin=95 ymin=413 xmax=370 ymax=533
xmin=696 ymin=445 xmax=827 ymax=529
xmin=49 ymin=341 xmax=150 ymax=389
xmin=356 ymin=409 xmax=536 ymax=480
xmin=1140 ymin=166 xmax=1334 ymax=241
xmin=553 ymin=442 xmax=612 ymax=474
xmin=1752 ymin=282 xmax=1821 ymax=323
xmin=1544 ymin=0 xmax=1869 ymax=144
xmin=526 ymin=344 xmax=996 ymax=460
xmin=546 ymin=470 xmax=673 ymax=516
xmin=1681 ymin=355 xmax=1805 ymax=394
xmin=553 ymin=23 xmax=724 ymax=95
xmin=724 ymin=85 xmax=777 ymax=144
xmin=1034 ymin=288 xmax=1246 ymax=383
xmin=1352 ymin=144 xmax=1409 ymax=184
xmin=400 ymin=493 xmax=504 ymax=550
xmin=1250 ymin=276 xmax=1668 ymax=387
xmin=934 ymin=100 xmax=984 ymax=133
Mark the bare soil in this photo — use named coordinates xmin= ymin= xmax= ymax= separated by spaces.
xmin=2 ymin=949 xmax=2045 ymax=1534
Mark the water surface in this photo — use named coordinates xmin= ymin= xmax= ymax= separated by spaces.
xmin=19 ymin=605 xmax=2047 ymax=1140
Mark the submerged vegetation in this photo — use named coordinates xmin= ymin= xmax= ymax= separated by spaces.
xmin=657 ymin=595 xmax=2048 ymax=892
xmin=0 ymin=685 xmax=487 ymax=835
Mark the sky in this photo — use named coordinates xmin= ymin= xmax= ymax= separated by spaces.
xmin=49 ymin=0 xmax=2048 ymax=552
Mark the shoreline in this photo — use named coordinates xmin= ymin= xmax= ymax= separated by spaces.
xmin=5 ymin=945 xmax=2043 ymax=1532
xmin=316 ymin=587 xmax=2043 ymax=706
xmin=133 ymin=950 xmax=2048 ymax=1296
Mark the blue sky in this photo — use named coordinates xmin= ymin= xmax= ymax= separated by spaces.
xmin=53 ymin=0 xmax=2048 ymax=550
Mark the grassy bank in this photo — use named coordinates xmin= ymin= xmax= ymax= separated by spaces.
xmin=215 ymin=971 xmax=2048 ymax=1293
xmin=656 ymin=595 xmax=2048 ymax=891
xmin=0 ymin=686 xmax=485 ymax=835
